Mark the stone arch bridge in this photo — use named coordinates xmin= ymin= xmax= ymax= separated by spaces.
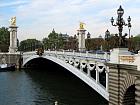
xmin=21 ymin=50 xmax=140 ymax=105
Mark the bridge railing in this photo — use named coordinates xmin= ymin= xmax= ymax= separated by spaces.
xmin=22 ymin=50 xmax=139 ymax=65
xmin=44 ymin=50 xmax=110 ymax=62
xmin=43 ymin=50 xmax=140 ymax=71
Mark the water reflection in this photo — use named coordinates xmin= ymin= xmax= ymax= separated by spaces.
xmin=0 ymin=66 xmax=108 ymax=105
xmin=25 ymin=65 xmax=108 ymax=105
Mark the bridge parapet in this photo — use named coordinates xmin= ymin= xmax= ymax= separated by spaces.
xmin=133 ymin=50 xmax=140 ymax=71
xmin=45 ymin=49 xmax=139 ymax=66
xmin=22 ymin=49 xmax=140 ymax=72
xmin=22 ymin=51 xmax=36 ymax=63
xmin=44 ymin=50 xmax=110 ymax=61
xmin=119 ymin=54 xmax=135 ymax=64
xmin=109 ymin=48 xmax=140 ymax=71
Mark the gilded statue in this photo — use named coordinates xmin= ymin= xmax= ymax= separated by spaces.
xmin=10 ymin=16 xmax=16 ymax=26
xmin=79 ymin=22 xmax=85 ymax=29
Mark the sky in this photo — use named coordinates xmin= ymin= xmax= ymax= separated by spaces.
xmin=0 ymin=0 xmax=140 ymax=42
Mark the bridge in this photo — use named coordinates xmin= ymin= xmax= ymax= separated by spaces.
xmin=1 ymin=14 xmax=140 ymax=105
xmin=22 ymin=50 xmax=110 ymax=100
xmin=22 ymin=49 xmax=140 ymax=105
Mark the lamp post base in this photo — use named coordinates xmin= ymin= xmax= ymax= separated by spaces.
xmin=110 ymin=48 xmax=132 ymax=64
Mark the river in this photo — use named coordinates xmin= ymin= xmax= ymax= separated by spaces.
xmin=0 ymin=67 xmax=108 ymax=105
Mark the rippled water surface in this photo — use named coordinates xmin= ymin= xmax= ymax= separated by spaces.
xmin=0 ymin=68 xmax=108 ymax=105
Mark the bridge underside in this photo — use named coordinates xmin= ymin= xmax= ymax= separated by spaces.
xmin=24 ymin=57 xmax=76 ymax=73
xmin=24 ymin=57 xmax=57 ymax=69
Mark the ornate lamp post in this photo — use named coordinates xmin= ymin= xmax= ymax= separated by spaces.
xmin=105 ymin=29 xmax=110 ymax=51
xmin=105 ymin=29 xmax=110 ymax=40
xmin=110 ymin=5 xmax=131 ymax=48
xmin=128 ymin=16 xmax=132 ymax=38
xmin=128 ymin=16 xmax=132 ymax=51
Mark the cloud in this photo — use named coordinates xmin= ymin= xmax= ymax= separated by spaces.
xmin=0 ymin=1 xmax=29 ymax=8
xmin=1 ymin=0 xmax=140 ymax=41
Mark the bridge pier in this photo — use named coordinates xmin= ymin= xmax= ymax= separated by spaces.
xmin=107 ymin=63 xmax=139 ymax=105
xmin=136 ymin=77 xmax=140 ymax=105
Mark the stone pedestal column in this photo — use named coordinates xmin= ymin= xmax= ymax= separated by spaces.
xmin=77 ymin=29 xmax=86 ymax=52
xmin=9 ymin=26 xmax=18 ymax=53
xmin=109 ymin=48 xmax=131 ymax=64
xmin=134 ymin=50 xmax=140 ymax=71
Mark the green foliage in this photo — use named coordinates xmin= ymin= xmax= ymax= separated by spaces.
xmin=0 ymin=27 xmax=10 ymax=52
xmin=133 ymin=34 xmax=140 ymax=41
xmin=85 ymin=34 xmax=128 ymax=51
xmin=85 ymin=38 xmax=104 ymax=51
xmin=43 ymin=29 xmax=65 ymax=50
xmin=47 ymin=29 xmax=59 ymax=49
xmin=42 ymin=38 xmax=49 ymax=50
xmin=132 ymin=34 xmax=140 ymax=51
xmin=19 ymin=39 xmax=42 ymax=52
xmin=58 ymin=33 xmax=65 ymax=49
xmin=0 ymin=27 xmax=10 ymax=44
xmin=64 ymin=36 xmax=78 ymax=50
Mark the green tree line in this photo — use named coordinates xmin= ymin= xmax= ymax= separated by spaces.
xmin=1 ymin=27 xmax=140 ymax=53
xmin=0 ymin=27 xmax=10 ymax=52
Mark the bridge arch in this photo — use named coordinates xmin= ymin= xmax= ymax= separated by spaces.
xmin=23 ymin=57 xmax=51 ymax=68
xmin=23 ymin=55 xmax=109 ymax=101
xmin=122 ymin=84 xmax=135 ymax=105
xmin=120 ymin=73 xmax=136 ymax=105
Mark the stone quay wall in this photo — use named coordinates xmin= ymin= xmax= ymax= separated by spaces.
xmin=0 ymin=53 xmax=22 ymax=69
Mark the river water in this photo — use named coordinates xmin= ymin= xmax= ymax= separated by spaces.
xmin=0 ymin=67 xmax=108 ymax=105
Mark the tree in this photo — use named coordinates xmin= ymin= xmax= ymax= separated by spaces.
xmin=65 ymin=36 xmax=78 ymax=51
xmin=57 ymin=33 xmax=65 ymax=49
xmin=0 ymin=27 xmax=10 ymax=52
xmin=19 ymin=39 xmax=42 ymax=52
xmin=43 ymin=29 xmax=66 ymax=50
xmin=42 ymin=38 xmax=49 ymax=50
xmin=132 ymin=34 xmax=140 ymax=52
xmin=85 ymin=38 xmax=91 ymax=51
xmin=48 ymin=29 xmax=59 ymax=50
xmin=85 ymin=37 xmax=104 ymax=51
